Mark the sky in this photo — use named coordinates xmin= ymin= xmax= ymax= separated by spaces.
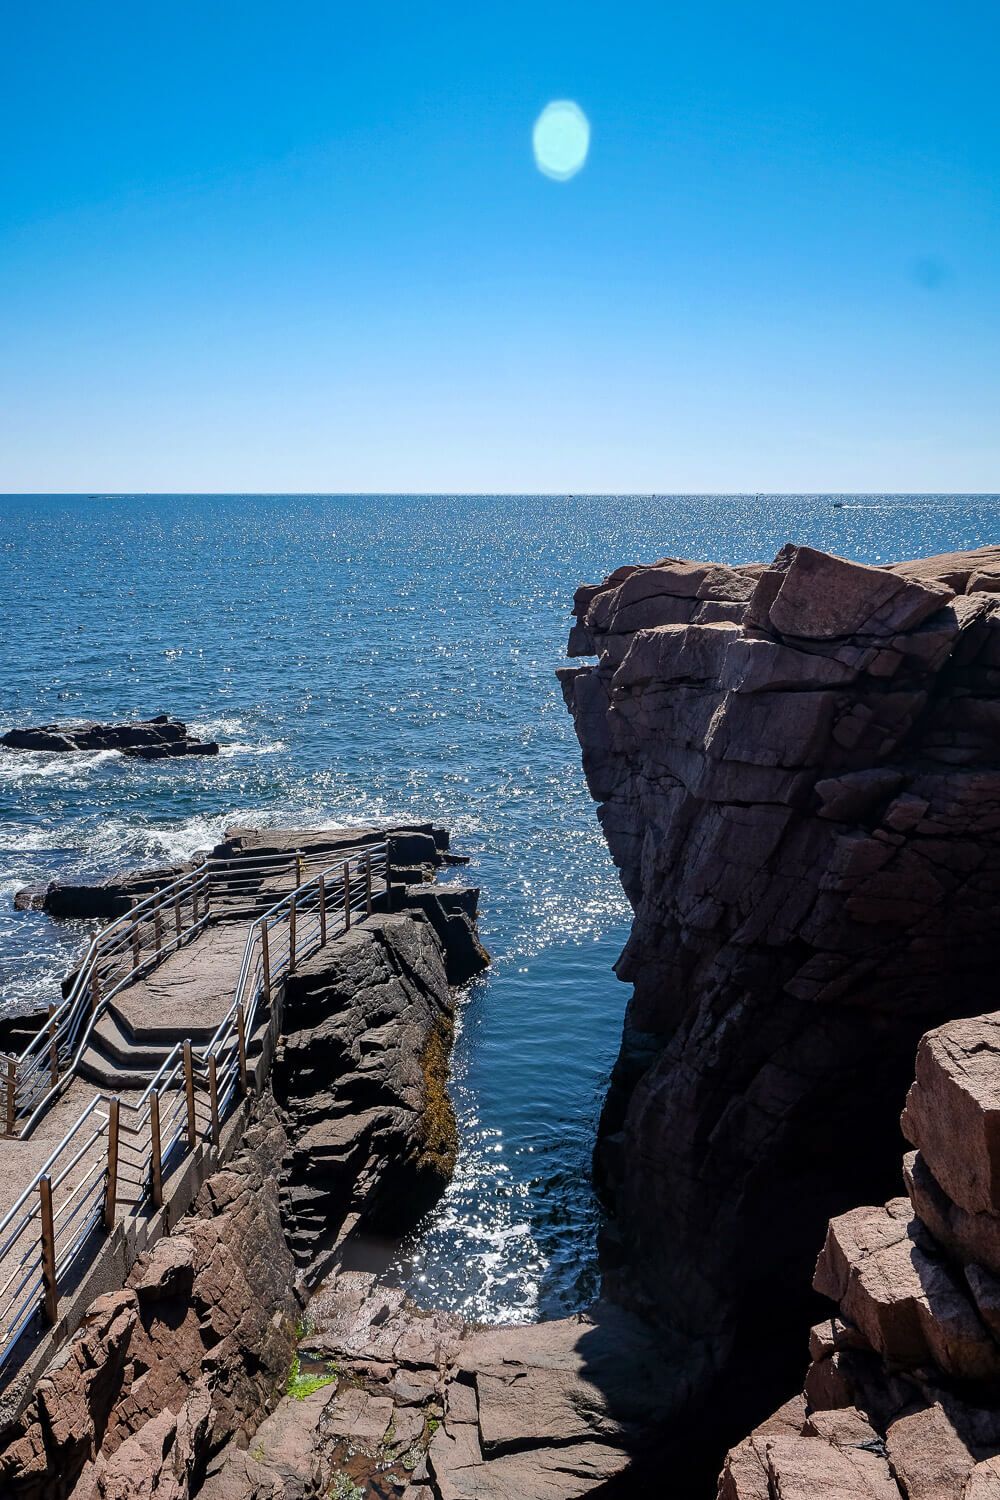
xmin=1 ymin=2 xmax=998 ymax=493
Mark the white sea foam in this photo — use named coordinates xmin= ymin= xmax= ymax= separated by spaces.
xmin=0 ymin=747 xmax=121 ymax=787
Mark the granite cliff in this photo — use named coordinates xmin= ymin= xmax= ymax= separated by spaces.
xmin=559 ymin=541 xmax=1000 ymax=1458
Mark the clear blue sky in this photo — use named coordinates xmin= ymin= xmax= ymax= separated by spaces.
xmin=2 ymin=2 xmax=998 ymax=492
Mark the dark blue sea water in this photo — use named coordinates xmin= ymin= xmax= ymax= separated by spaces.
xmin=1 ymin=494 xmax=998 ymax=1320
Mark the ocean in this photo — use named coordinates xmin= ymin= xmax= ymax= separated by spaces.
xmin=2 ymin=493 xmax=998 ymax=1320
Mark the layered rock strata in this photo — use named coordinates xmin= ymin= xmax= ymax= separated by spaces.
xmin=1 ymin=716 xmax=219 ymax=759
xmin=559 ymin=542 xmax=1000 ymax=1436
xmin=720 ymin=1008 xmax=1000 ymax=1497
xmin=274 ymin=897 xmax=486 ymax=1277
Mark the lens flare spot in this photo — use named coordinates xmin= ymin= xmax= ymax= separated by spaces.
xmin=532 ymin=100 xmax=590 ymax=181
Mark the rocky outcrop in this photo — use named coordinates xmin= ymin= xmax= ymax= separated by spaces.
xmin=720 ymin=1007 xmax=1000 ymax=1497
xmin=1 ymin=717 xmax=219 ymax=759
xmin=14 ymin=822 xmax=463 ymax=923
xmin=0 ymin=1103 xmax=298 ymax=1500
xmin=202 ymin=1272 xmax=676 ymax=1500
xmin=559 ymin=543 xmax=1000 ymax=1443
xmin=0 ymin=818 xmax=489 ymax=1494
xmin=274 ymin=895 xmax=486 ymax=1276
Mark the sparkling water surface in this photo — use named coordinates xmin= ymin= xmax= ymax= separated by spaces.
xmin=1 ymin=494 xmax=998 ymax=1319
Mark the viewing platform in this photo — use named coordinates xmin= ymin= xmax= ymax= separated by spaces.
xmin=0 ymin=823 xmax=453 ymax=1412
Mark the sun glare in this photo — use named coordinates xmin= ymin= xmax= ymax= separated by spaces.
xmin=532 ymin=100 xmax=590 ymax=181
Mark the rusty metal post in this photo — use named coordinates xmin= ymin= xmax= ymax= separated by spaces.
xmin=131 ymin=916 xmax=141 ymax=972
xmin=318 ymin=874 xmax=327 ymax=945
xmin=149 ymin=1092 xmax=163 ymax=1209
xmin=39 ymin=1176 xmax=58 ymax=1326
xmin=295 ymin=851 xmax=304 ymax=886
xmin=260 ymin=922 xmax=271 ymax=1000
xmin=47 ymin=1004 xmax=59 ymax=1088
xmin=174 ymin=894 xmax=182 ymax=938
xmin=183 ymin=1041 xmax=197 ymax=1149
xmin=236 ymin=1002 xmax=248 ymax=1094
xmin=343 ymin=860 xmax=351 ymax=931
xmin=104 ymin=1098 xmax=120 ymax=1231
xmin=207 ymin=1057 xmax=220 ymax=1147
xmin=288 ymin=897 xmax=297 ymax=975
xmin=5 ymin=1055 xmax=15 ymax=1136
xmin=154 ymin=891 xmax=163 ymax=953
xmin=365 ymin=852 xmax=372 ymax=916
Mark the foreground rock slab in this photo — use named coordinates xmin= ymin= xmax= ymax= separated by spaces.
xmin=213 ymin=1272 xmax=680 ymax=1500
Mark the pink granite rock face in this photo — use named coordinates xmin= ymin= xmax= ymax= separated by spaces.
xmin=559 ymin=542 xmax=1000 ymax=1443
xmin=718 ymin=899 xmax=1000 ymax=1497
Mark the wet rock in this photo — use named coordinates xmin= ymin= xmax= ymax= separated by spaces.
xmin=1 ymin=716 xmax=218 ymax=759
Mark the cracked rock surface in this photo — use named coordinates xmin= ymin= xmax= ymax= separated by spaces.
xmin=559 ymin=542 xmax=1000 ymax=1451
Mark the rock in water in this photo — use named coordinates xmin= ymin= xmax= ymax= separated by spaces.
xmin=558 ymin=542 xmax=1000 ymax=1444
xmin=1 ymin=714 xmax=219 ymax=758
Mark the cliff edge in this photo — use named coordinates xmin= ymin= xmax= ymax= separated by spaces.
xmin=559 ymin=541 xmax=1000 ymax=1449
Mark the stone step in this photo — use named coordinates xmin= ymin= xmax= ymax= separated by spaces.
xmin=91 ymin=1009 xmax=179 ymax=1070
xmin=107 ymin=996 xmax=220 ymax=1046
xmin=77 ymin=1043 xmax=159 ymax=1092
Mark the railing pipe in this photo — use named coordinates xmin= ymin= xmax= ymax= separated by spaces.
xmin=236 ymin=1003 xmax=248 ymax=1094
xmin=183 ymin=1042 xmax=197 ymax=1149
xmin=38 ymin=1177 xmax=58 ymax=1326
xmin=103 ymin=1099 xmax=120 ymax=1231
xmin=5 ymin=1057 xmax=15 ymax=1137
xmin=208 ymin=1058 xmax=220 ymax=1147
xmin=149 ymin=1094 xmax=163 ymax=1209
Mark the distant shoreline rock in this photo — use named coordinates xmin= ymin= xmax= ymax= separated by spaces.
xmin=1 ymin=714 xmax=219 ymax=759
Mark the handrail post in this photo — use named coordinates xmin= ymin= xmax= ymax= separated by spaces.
xmin=183 ymin=1041 xmax=197 ymax=1149
xmin=154 ymin=890 xmax=163 ymax=953
xmin=174 ymin=894 xmax=182 ymax=939
xmin=318 ymin=874 xmax=327 ymax=946
xmin=207 ymin=1057 xmax=220 ymax=1147
xmin=90 ymin=967 xmax=102 ymax=1016
xmin=39 ymin=1176 xmax=58 ymax=1326
xmin=47 ymin=1004 xmax=59 ymax=1088
xmin=288 ymin=897 xmax=297 ymax=975
xmin=131 ymin=909 xmax=141 ymax=972
xmin=149 ymin=1093 xmax=163 ymax=1209
xmin=260 ymin=918 xmax=271 ymax=1002
xmin=343 ymin=860 xmax=351 ymax=931
xmin=365 ymin=852 xmax=373 ymax=916
xmin=295 ymin=851 xmax=304 ymax=886
xmin=104 ymin=1098 xmax=120 ymax=1231
xmin=5 ymin=1055 xmax=15 ymax=1136
xmin=236 ymin=1002 xmax=249 ymax=1094
xmin=385 ymin=846 xmax=393 ymax=902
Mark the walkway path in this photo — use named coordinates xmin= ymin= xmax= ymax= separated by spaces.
xmin=0 ymin=831 xmax=392 ymax=1390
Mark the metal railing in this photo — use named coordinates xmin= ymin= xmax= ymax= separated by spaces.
xmin=0 ymin=841 xmax=389 ymax=1370
xmin=1 ymin=842 xmax=387 ymax=1131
